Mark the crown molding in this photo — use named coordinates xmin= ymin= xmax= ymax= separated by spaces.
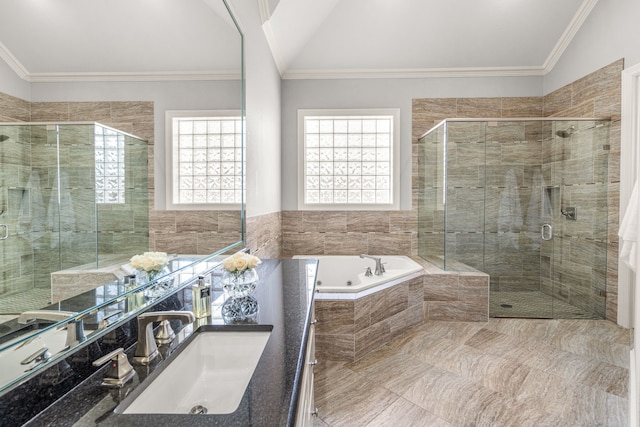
xmin=282 ymin=66 xmax=546 ymax=80
xmin=542 ymin=0 xmax=599 ymax=73
xmin=258 ymin=0 xmax=271 ymax=24
xmin=26 ymin=71 xmax=241 ymax=83
xmin=0 ymin=42 xmax=29 ymax=81
xmin=261 ymin=20 xmax=285 ymax=77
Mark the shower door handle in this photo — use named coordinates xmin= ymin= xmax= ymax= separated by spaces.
xmin=541 ymin=223 xmax=552 ymax=241
xmin=0 ymin=224 xmax=7 ymax=240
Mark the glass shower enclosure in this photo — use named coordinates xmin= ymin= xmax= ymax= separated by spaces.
xmin=418 ymin=119 xmax=611 ymax=319
xmin=0 ymin=123 xmax=149 ymax=314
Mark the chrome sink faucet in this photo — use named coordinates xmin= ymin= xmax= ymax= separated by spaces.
xmin=359 ymin=254 xmax=385 ymax=276
xmin=133 ymin=311 xmax=195 ymax=365
xmin=18 ymin=310 xmax=86 ymax=347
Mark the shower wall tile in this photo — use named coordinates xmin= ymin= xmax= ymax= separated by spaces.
xmin=501 ymin=141 xmax=542 ymax=165
xmin=541 ymin=59 xmax=622 ymax=322
xmin=572 ymin=60 xmax=623 ymax=113
xmin=501 ymin=97 xmax=543 ymax=118
xmin=485 ymin=122 xmax=526 ymax=143
xmin=543 ymin=86 xmax=574 ymax=117
xmin=68 ymin=102 xmax=112 ymax=121
xmin=0 ymin=92 xmax=30 ymax=122
xmin=412 ymin=98 xmax=456 ymax=140
xmin=456 ymin=98 xmax=502 ymax=118
xmin=608 ymin=183 xmax=620 ymax=244
xmin=31 ymin=103 xmax=71 ymax=121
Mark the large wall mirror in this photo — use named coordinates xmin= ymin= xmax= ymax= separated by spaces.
xmin=0 ymin=0 xmax=244 ymax=393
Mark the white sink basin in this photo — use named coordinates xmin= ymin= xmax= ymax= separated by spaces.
xmin=121 ymin=329 xmax=271 ymax=415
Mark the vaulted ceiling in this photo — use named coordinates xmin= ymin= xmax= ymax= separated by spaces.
xmin=0 ymin=0 xmax=595 ymax=82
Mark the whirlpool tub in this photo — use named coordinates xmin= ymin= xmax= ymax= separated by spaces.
xmin=293 ymin=255 xmax=424 ymax=300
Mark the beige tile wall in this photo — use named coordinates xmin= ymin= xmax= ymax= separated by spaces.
xmin=0 ymin=94 xmax=242 ymax=300
xmin=246 ymin=211 xmax=282 ymax=259
xmin=315 ymin=260 xmax=489 ymax=362
xmin=411 ymin=59 xmax=622 ymax=322
xmin=543 ymin=59 xmax=623 ymax=322
xmin=280 ymin=210 xmax=416 ymax=258
xmin=27 ymin=100 xmax=242 ymax=256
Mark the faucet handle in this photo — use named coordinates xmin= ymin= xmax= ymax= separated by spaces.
xmin=93 ymin=348 xmax=135 ymax=388
xmin=155 ymin=320 xmax=176 ymax=345
xmin=364 ymin=267 xmax=373 ymax=277
xmin=21 ymin=347 xmax=51 ymax=368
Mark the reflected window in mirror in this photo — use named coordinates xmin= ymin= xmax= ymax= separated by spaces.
xmin=95 ymin=125 xmax=126 ymax=204
xmin=165 ymin=110 xmax=243 ymax=210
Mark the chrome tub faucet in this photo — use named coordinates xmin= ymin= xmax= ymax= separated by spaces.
xmin=359 ymin=254 xmax=385 ymax=276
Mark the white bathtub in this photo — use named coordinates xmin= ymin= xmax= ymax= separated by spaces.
xmin=293 ymin=255 xmax=424 ymax=300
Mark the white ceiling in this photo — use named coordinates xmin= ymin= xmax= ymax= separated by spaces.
xmin=0 ymin=0 xmax=595 ymax=82
xmin=0 ymin=0 xmax=242 ymax=81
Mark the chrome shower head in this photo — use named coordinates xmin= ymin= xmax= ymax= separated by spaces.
xmin=556 ymin=126 xmax=575 ymax=138
xmin=0 ymin=135 xmax=9 ymax=142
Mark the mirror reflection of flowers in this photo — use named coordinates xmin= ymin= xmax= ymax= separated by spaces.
xmin=130 ymin=251 xmax=169 ymax=279
xmin=222 ymin=253 xmax=261 ymax=277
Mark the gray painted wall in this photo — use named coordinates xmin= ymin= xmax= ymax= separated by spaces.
xmin=30 ymin=80 xmax=242 ymax=211
xmin=0 ymin=58 xmax=30 ymax=101
xmin=280 ymin=76 xmax=543 ymax=211
xmin=544 ymin=0 xmax=640 ymax=93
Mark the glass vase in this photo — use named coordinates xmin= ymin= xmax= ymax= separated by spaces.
xmin=221 ymin=268 xmax=259 ymax=298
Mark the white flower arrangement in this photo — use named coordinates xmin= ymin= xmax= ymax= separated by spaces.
xmin=222 ymin=252 xmax=261 ymax=274
xmin=129 ymin=251 xmax=169 ymax=275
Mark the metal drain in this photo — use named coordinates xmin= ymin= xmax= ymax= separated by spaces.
xmin=500 ymin=303 xmax=513 ymax=308
xmin=189 ymin=405 xmax=208 ymax=414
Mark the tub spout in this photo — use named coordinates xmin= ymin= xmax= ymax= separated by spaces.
xmin=359 ymin=254 xmax=384 ymax=276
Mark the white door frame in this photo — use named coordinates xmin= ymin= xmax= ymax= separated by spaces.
xmin=620 ymin=61 xmax=640 ymax=427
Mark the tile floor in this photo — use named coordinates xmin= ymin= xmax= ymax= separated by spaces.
xmin=313 ymin=319 xmax=630 ymax=427
xmin=490 ymin=291 xmax=600 ymax=319
xmin=0 ymin=288 xmax=50 ymax=315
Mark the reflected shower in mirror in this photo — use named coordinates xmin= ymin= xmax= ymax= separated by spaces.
xmin=0 ymin=0 xmax=245 ymax=386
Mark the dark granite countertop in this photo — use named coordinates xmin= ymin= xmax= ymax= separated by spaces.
xmin=22 ymin=258 xmax=318 ymax=427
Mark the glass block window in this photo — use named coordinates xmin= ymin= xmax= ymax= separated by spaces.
xmin=95 ymin=125 xmax=125 ymax=204
xmin=299 ymin=109 xmax=399 ymax=209
xmin=167 ymin=112 xmax=243 ymax=208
